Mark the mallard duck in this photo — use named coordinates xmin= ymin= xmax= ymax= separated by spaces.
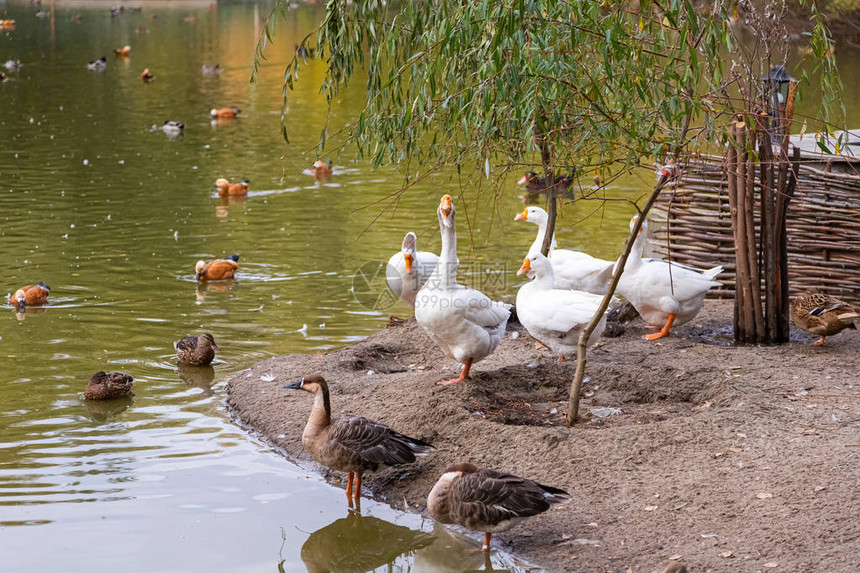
xmin=427 ymin=462 xmax=570 ymax=552
xmin=210 ymin=107 xmax=240 ymax=118
xmin=790 ymin=293 xmax=859 ymax=346
xmin=87 ymin=57 xmax=107 ymax=71
xmin=516 ymin=254 xmax=606 ymax=361
xmin=162 ymin=120 xmax=184 ymax=135
xmin=84 ymin=371 xmax=134 ymax=400
xmin=311 ymin=159 xmax=333 ymax=177
xmin=385 ymin=232 xmax=439 ymax=308
xmin=616 ymin=216 xmax=722 ymax=340
xmin=283 ymin=374 xmax=435 ymax=505
xmin=214 ymin=178 xmax=249 ymax=197
xmin=140 ymin=68 xmax=153 ymax=82
xmin=3 ymin=59 xmax=21 ymax=70
xmin=414 ymin=195 xmax=511 ymax=384
xmin=195 ymin=255 xmax=239 ymax=281
xmin=9 ymin=281 xmax=50 ymax=307
xmin=201 ymin=64 xmax=221 ymax=76
xmin=174 ymin=332 xmax=219 ymax=366
xmin=515 ymin=206 xmax=614 ymax=295
xmin=517 ymin=171 xmax=574 ymax=195
xmin=114 ymin=45 xmax=131 ymax=57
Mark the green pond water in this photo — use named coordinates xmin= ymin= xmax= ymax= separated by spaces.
xmin=1 ymin=2 xmax=852 ymax=571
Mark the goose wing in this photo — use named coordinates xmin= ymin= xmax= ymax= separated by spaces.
xmin=331 ymin=414 xmax=433 ymax=466
xmin=523 ymin=290 xmax=603 ymax=334
xmin=456 ymin=288 xmax=511 ymax=329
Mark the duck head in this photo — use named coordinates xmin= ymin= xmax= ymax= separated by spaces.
xmin=629 ymin=215 xmax=647 ymax=235
xmin=516 ymin=253 xmax=551 ymax=279
xmin=199 ymin=332 xmax=220 ymax=350
xmin=517 ymin=171 xmax=538 ymax=185
xmin=214 ymin=178 xmax=230 ymax=190
xmin=514 ymin=206 xmax=548 ymax=223
xmin=12 ymin=288 xmax=26 ymax=307
xmin=438 ymin=195 xmax=455 ymax=228
xmin=195 ymin=260 xmax=207 ymax=280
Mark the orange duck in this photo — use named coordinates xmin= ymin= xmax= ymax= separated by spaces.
xmin=311 ymin=159 xmax=333 ymax=177
xmin=210 ymin=107 xmax=240 ymax=119
xmin=195 ymin=255 xmax=239 ymax=281
xmin=140 ymin=68 xmax=153 ymax=82
xmin=215 ymin=178 xmax=249 ymax=197
xmin=114 ymin=45 xmax=131 ymax=57
xmin=9 ymin=282 xmax=51 ymax=307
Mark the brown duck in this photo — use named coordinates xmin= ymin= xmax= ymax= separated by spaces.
xmin=790 ymin=292 xmax=859 ymax=346
xmin=427 ymin=462 xmax=570 ymax=552
xmin=195 ymin=255 xmax=239 ymax=281
xmin=215 ymin=178 xmax=249 ymax=197
xmin=517 ymin=171 xmax=574 ymax=195
xmin=283 ymin=374 xmax=434 ymax=505
xmin=174 ymin=332 xmax=219 ymax=366
xmin=84 ymin=371 xmax=134 ymax=400
xmin=9 ymin=282 xmax=50 ymax=307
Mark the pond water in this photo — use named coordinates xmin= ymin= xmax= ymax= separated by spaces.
xmin=1 ymin=2 xmax=851 ymax=571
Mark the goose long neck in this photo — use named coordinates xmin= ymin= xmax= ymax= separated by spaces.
xmin=437 ymin=217 xmax=459 ymax=286
xmin=307 ymin=385 xmax=331 ymax=431
xmin=626 ymin=228 xmax=646 ymax=269
xmin=529 ymin=220 xmax=555 ymax=257
xmin=533 ymin=268 xmax=556 ymax=289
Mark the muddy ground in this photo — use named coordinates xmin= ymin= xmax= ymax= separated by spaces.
xmin=227 ymin=300 xmax=860 ymax=572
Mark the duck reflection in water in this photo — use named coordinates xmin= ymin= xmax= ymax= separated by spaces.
xmin=12 ymin=306 xmax=48 ymax=321
xmin=216 ymin=195 xmax=248 ymax=218
xmin=177 ymin=363 xmax=215 ymax=395
xmin=413 ymin=523 xmax=513 ymax=573
xmin=82 ymin=396 xmax=133 ymax=423
xmin=296 ymin=511 xmax=434 ymax=573
xmin=195 ymin=279 xmax=236 ymax=301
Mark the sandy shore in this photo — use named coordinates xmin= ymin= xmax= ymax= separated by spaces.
xmin=227 ymin=300 xmax=860 ymax=572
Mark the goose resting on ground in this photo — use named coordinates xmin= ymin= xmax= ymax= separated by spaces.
xmin=427 ymin=462 xmax=570 ymax=552
xmin=283 ymin=374 xmax=435 ymax=505
xmin=415 ymin=195 xmax=511 ymax=384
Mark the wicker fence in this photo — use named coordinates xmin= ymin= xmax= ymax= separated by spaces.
xmin=649 ymin=154 xmax=860 ymax=306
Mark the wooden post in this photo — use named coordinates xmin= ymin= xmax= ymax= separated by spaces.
xmin=744 ymin=123 xmax=765 ymax=339
xmin=757 ymin=112 xmax=777 ymax=341
xmin=727 ymin=127 xmax=741 ymax=338
xmin=733 ymin=121 xmax=754 ymax=342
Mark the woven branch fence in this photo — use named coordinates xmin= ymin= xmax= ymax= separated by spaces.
xmin=650 ymin=153 xmax=860 ymax=307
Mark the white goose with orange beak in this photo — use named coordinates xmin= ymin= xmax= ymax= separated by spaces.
xmin=516 ymin=253 xmax=606 ymax=360
xmin=415 ymin=195 xmax=511 ymax=385
xmin=386 ymin=232 xmax=439 ymax=308
xmin=616 ymin=216 xmax=723 ymax=340
xmin=514 ymin=206 xmax=614 ymax=295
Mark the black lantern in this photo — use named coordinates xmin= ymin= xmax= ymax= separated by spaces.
xmin=764 ymin=64 xmax=795 ymax=144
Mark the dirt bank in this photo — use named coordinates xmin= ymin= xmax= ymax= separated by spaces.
xmin=227 ymin=300 xmax=860 ymax=572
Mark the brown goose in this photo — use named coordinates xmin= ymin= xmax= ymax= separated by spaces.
xmin=84 ymin=371 xmax=134 ymax=400
xmin=427 ymin=462 xmax=570 ymax=552
xmin=790 ymin=292 xmax=859 ymax=346
xmin=283 ymin=374 xmax=434 ymax=505
xmin=174 ymin=332 xmax=219 ymax=366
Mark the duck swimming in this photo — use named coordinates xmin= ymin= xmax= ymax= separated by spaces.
xmin=174 ymin=332 xmax=219 ymax=366
xmin=114 ymin=45 xmax=131 ymax=57
xmin=311 ymin=159 xmax=333 ymax=177
xmin=386 ymin=232 xmax=439 ymax=308
xmin=84 ymin=371 xmax=134 ymax=400
xmin=283 ymin=374 xmax=434 ymax=505
xmin=515 ymin=206 xmax=614 ymax=295
xmin=162 ymin=120 xmax=184 ymax=135
xmin=201 ymin=64 xmax=222 ymax=76
xmin=195 ymin=255 xmax=239 ymax=281
xmin=214 ymin=178 xmax=249 ymax=197
xmin=210 ymin=107 xmax=240 ymax=119
xmin=427 ymin=462 xmax=570 ymax=552
xmin=140 ymin=68 xmax=153 ymax=82
xmin=616 ymin=216 xmax=722 ymax=340
xmin=790 ymin=292 xmax=859 ymax=346
xmin=87 ymin=57 xmax=107 ymax=71
xmin=516 ymin=253 xmax=606 ymax=361
xmin=414 ymin=195 xmax=511 ymax=385
xmin=517 ymin=171 xmax=574 ymax=195
xmin=9 ymin=281 xmax=50 ymax=307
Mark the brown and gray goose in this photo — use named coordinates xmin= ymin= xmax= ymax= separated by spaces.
xmin=427 ymin=462 xmax=570 ymax=552
xmin=283 ymin=374 xmax=435 ymax=505
xmin=790 ymin=292 xmax=859 ymax=346
xmin=174 ymin=332 xmax=219 ymax=366
xmin=84 ymin=371 xmax=134 ymax=400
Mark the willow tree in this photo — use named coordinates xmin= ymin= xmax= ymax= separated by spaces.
xmin=255 ymin=0 xmax=839 ymax=424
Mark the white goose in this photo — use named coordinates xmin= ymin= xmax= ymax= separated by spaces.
xmin=386 ymin=232 xmax=439 ymax=308
xmin=415 ymin=195 xmax=511 ymax=385
xmin=514 ymin=206 xmax=614 ymax=294
xmin=616 ymin=216 xmax=723 ymax=340
xmin=516 ymin=253 xmax=607 ymax=361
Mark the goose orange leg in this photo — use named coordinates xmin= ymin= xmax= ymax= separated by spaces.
xmin=345 ymin=471 xmax=354 ymax=500
xmin=439 ymin=358 xmax=472 ymax=385
xmin=353 ymin=474 xmax=362 ymax=501
xmin=813 ymin=336 xmax=826 ymax=346
xmin=482 ymin=532 xmax=492 ymax=551
xmin=644 ymin=313 xmax=676 ymax=341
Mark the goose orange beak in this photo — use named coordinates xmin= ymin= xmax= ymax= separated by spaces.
xmin=517 ymin=174 xmax=528 ymax=184
xmin=514 ymin=208 xmax=528 ymax=221
xmin=404 ymin=253 xmax=414 ymax=274
xmin=440 ymin=195 xmax=453 ymax=217
xmin=516 ymin=258 xmax=531 ymax=275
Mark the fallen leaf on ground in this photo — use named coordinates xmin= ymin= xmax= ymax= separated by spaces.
xmin=644 ymin=505 xmax=658 ymax=511
xmin=729 ymin=446 xmax=743 ymax=453
xmin=586 ymin=522 xmax=598 ymax=527
xmin=757 ymin=492 xmax=773 ymax=499
xmin=720 ymin=551 xmax=734 ymax=558
xmin=737 ymin=432 xmax=747 ymax=438
xmin=763 ymin=562 xmax=778 ymax=568
xmin=668 ymin=554 xmax=682 ymax=560
xmin=814 ymin=486 xmax=826 ymax=492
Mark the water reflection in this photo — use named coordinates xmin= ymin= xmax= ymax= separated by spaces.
xmin=81 ymin=396 xmax=133 ymax=422
xmin=414 ymin=525 xmax=513 ymax=573
xmin=177 ymin=363 xmax=215 ymax=394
